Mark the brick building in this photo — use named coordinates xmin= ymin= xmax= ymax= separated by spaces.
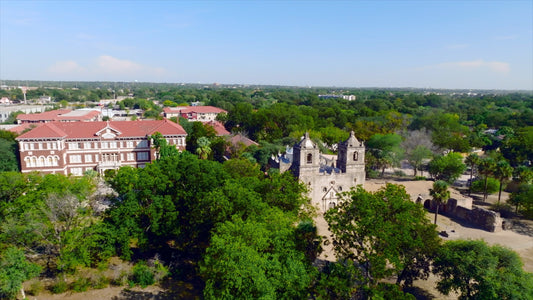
xmin=162 ymin=106 xmax=226 ymax=122
xmin=16 ymin=119 xmax=186 ymax=175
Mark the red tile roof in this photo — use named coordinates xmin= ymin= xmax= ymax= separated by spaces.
xmin=5 ymin=123 xmax=37 ymax=134
xmin=17 ymin=109 xmax=71 ymax=121
xmin=206 ymin=121 xmax=230 ymax=136
xmin=163 ymin=106 xmax=227 ymax=114
xmin=228 ymin=134 xmax=259 ymax=147
xmin=16 ymin=109 xmax=101 ymax=122
xmin=16 ymin=119 xmax=186 ymax=140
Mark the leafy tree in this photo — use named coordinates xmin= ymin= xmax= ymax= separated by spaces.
xmin=406 ymin=145 xmax=432 ymax=176
xmin=0 ymin=130 xmax=19 ymax=172
xmin=429 ymin=180 xmax=450 ymax=224
xmin=151 ymin=132 xmax=179 ymax=159
xmin=201 ymin=213 xmax=315 ymax=300
xmin=0 ymin=247 xmax=41 ymax=299
xmin=433 ymin=240 xmax=533 ymax=299
xmin=325 ymin=184 xmax=440 ymax=293
xmin=185 ymin=121 xmax=216 ymax=154
xmin=493 ymin=160 xmax=513 ymax=204
xmin=501 ymin=126 xmax=533 ymax=166
xmin=508 ymin=184 xmax=533 ymax=217
xmin=366 ymin=133 xmax=404 ymax=177
xmin=428 ymin=152 xmax=466 ymax=184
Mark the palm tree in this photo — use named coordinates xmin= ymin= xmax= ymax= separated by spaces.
xmin=430 ymin=180 xmax=450 ymax=225
xmin=196 ymin=136 xmax=212 ymax=160
xmin=478 ymin=157 xmax=496 ymax=202
xmin=465 ymin=153 xmax=480 ymax=196
xmin=494 ymin=160 xmax=513 ymax=205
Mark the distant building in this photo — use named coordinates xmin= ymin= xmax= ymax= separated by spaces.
xmin=272 ymin=131 xmax=365 ymax=212
xmin=318 ymin=94 xmax=356 ymax=101
xmin=0 ymin=97 xmax=12 ymax=105
xmin=16 ymin=109 xmax=102 ymax=124
xmin=0 ymin=105 xmax=50 ymax=123
xmin=16 ymin=119 xmax=187 ymax=175
xmin=38 ymin=96 xmax=52 ymax=104
xmin=163 ymin=106 xmax=227 ymax=122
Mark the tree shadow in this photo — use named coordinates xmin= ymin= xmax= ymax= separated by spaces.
xmin=509 ymin=219 xmax=533 ymax=237
xmin=404 ymin=286 xmax=437 ymax=300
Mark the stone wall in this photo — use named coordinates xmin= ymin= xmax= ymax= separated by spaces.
xmin=426 ymin=198 xmax=504 ymax=232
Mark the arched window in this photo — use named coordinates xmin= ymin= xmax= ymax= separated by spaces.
xmin=329 ymin=202 xmax=336 ymax=209
xmin=353 ymin=151 xmax=358 ymax=161
xmin=323 ymin=187 xmax=327 ymax=192
xmin=307 ymin=153 xmax=313 ymax=164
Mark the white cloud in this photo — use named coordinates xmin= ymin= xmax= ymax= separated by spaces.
xmin=95 ymin=55 xmax=143 ymax=74
xmin=46 ymin=55 xmax=166 ymax=80
xmin=47 ymin=60 xmax=85 ymax=73
xmin=418 ymin=59 xmax=510 ymax=74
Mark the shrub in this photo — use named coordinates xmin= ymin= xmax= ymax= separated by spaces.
xmin=367 ymin=169 xmax=380 ymax=179
xmin=111 ymin=270 xmax=129 ymax=286
xmin=131 ymin=262 xmax=154 ymax=288
xmin=471 ymin=177 xmax=499 ymax=194
xmin=50 ymin=280 xmax=68 ymax=294
xmin=152 ymin=260 xmax=170 ymax=282
xmin=394 ymin=170 xmax=406 ymax=177
xmin=92 ymin=275 xmax=110 ymax=289
xmin=71 ymin=277 xmax=91 ymax=292
xmin=28 ymin=280 xmax=44 ymax=296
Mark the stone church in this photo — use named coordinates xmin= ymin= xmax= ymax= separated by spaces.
xmin=272 ymin=131 xmax=365 ymax=212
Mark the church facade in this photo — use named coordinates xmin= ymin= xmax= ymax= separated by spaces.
xmin=273 ymin=132 xmax=365 ymax=212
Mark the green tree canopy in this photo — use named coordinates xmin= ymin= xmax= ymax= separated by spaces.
xmin=428 ymin=152 xmax=466 ymax=184
xmin=433 ymin=240 xmax=533 ymax=299
xmin=0 ymin=247 xmax=41 ymax=299
xmin=325 ymin=184 xmax=440 ymax=295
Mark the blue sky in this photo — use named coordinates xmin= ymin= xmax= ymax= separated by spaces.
xmin=1 ymin=1 xmax=532 ymax=90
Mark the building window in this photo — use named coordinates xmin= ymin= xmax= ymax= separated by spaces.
xmin=137 ymin=152 xmax=149 ymax=161
xmin=138 ymin=140 xmax=148 ymax=148
xmin=69 ymin=143 xmax=79 ymax=150
xmin=323 ymin=187 xmax=327 ymax=192
xmin=110 ymin=142 xmax=117 ymax=148
xmin=52 ymin=142 xmax=57 ymax=150
xmin=127 ymin=153 xmax=134 ymax=161
xmin=307 ymin=153 xmax=313 ymax=164
xmin=71 ymin=168 xmax=83 ymax=176
xmin=338 ymin=186 xmax=343 ymax=191
xmin=84 ymin=142 xmax=92 ymax=149
xmin=70 ymin=155 xmax=82 ymax=163
xmin=30 ymin=143 xmax=34 ymax=150
xmin=353 ymin=151 xmax=358 ymax=161
xmin=101 ymin=142 xmax=108 ymax=149
xmin=85 ymin=154 xmax=92 ymax=163
xmin=38 ymin=143 xmax=43 ymax=150
xmin=127 ymin=141 xmax=134 ymax=148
